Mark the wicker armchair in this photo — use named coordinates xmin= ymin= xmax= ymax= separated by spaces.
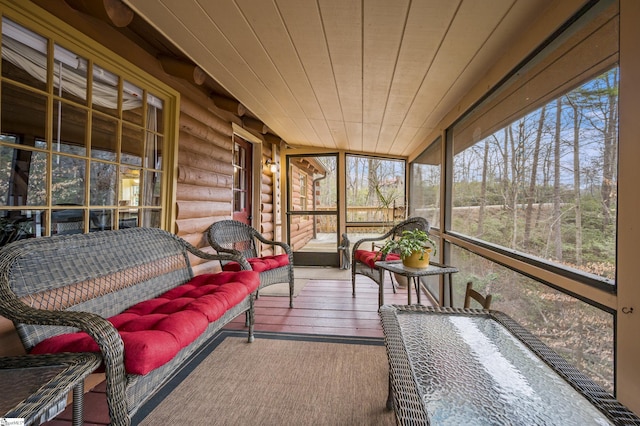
xmin=207 ymin=220 xmax=295 ymax=307
xmin=351 ymin=217 xmax=430 ymax=304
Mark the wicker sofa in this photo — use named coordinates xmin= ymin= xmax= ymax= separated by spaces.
xmin=0 ymin=227 xmax=260 ymax=426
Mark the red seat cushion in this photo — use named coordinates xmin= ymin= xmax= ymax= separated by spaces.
xmin=222 ymin=253 xmax=290 ymax=272
xmin=30 ymin=271 xmax=259 ymax=375
xmin=355 ymin=250 xmax=400 ymax=268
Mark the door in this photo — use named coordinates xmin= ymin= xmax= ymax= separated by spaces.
xmin=286 ymin=154 xmax=338 ymax=266
xmin=233 ymin=136 xmax=252 ymax=225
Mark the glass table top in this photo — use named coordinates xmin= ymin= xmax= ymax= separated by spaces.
xmin=396 ymin=311 xmax=612 ymax=425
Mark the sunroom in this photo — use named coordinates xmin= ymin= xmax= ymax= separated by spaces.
xmin=0 ymin=0 xmax=638 ymax=424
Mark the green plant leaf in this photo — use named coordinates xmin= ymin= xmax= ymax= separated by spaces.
xmin=380 ymin=228 xmax=437 ymax=259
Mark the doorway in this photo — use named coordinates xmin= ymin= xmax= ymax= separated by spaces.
xmin=286 ymin=154 xmax=339 ymax=266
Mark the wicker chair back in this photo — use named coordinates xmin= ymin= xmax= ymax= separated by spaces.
xmin=208 ymin=220 xmax=295 ymax=307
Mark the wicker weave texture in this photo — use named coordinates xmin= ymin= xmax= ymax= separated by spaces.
xmin=351 ymin=217 xmax=430 ymax=305
xmin=0 ymin=227 xmax=256 ymax=426
xmin=380 ymin=305 xmax=640 ymax=426
xmin=0 ymin=352 xmax=102 ymax=426
xmin=208 ymin=220 xmax=295 ymax=307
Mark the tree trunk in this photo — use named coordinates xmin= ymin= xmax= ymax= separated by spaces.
xmin=508 ymin=123 xmax=521 ymax=249
xmin=570 ymin=99 xmax=583 ymax=265
xmin=524 ymin=105 xmax=545 ymax=248
xmin=502 ymin=128 xmax=509 ymax=209
xmin=601 ymin=69 xmax=618 ymax=228
xmin=552 ymin=98 xmax=563 ymax=261
xmin=477 ymin=140 xmax=489 ymax=237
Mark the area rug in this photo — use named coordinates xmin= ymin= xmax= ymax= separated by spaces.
xmin=134 ymin=331 xmax=394 ymax=425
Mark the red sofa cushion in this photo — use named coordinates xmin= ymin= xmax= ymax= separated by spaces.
xmin=31 ymin=271 xmax=259 ymax=375
xmin=222 ymin=253 xmax=290 ymax=272
xmin=355 ymin=250 xmax=401 ymax=268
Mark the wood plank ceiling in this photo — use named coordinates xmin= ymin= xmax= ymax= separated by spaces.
xmin=124 ymin=0 xmax=557 ymax=157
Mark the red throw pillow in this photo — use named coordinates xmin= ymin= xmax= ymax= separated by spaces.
xmin=355 ymin=250 xmax=400 ymax=268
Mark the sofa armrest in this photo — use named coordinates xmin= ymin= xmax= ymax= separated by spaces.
xmin=179 ymin=236 xmax=252 ymax=270
xmin=0 ymin=288 xmax=130 ymax=425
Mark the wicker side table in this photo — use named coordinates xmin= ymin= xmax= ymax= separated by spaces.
xmin=0 ymin=352 xmax=102 ymax=426
xmin=375 ymin=260 xmax=458 ymax=306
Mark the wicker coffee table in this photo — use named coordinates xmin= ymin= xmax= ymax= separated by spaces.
xmin=379 ymin=304 xmax=640 ymax=425
xmin=0 ymin=352 xmax=102 ymax=426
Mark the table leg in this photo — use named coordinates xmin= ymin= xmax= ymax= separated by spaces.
xmin=407 ymin=279 xmax=412 ymax=305
xmin=389 ymin=271 xmax=397 ymax=293
xmin=379 ymin=267 xmax=385 ymax=307
xmin=415 ymin=277 xmax=421 ymax=304
xmin=72 ymin=381 xmax=84 ymax=426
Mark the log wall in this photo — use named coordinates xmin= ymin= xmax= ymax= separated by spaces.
xmin=289 ymin=166 xmax=314 ymax=250
xmin=176 ymin=97 xmax=234 ymax=275
xmin=176 ymin=97 xmax=282 ymax=271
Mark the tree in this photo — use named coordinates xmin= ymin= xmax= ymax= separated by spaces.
xmin=524 ymin=105 xmax=545 ymax=249
xmin=477 ymin=139 xmax=489 ymax=237
xmin=601 ymin=69 xmax=618 ymax=228
xmin=551 ymin=98 xmax=563 ymax=261
xmin=564 ymin=94 xmax=583 ymax=264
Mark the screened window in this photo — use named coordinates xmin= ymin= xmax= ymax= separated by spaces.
xmin=450 ymin=1 xmax=618 ymax=284
xmin=438 ymin=0 xmax=618 ymax=390
xmin=345 ymin=154 xmax=405 ymax=224
xmin=0 ymin=18 xmax=167 ymax=245
xmin=410 ymin=138 xmax=441 ymax=229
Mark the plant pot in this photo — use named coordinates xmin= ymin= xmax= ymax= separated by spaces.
xmin=402 ymin=248 xmax=432 ymax=269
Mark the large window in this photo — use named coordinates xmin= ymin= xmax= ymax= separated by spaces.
xmin=345 ymin=154 xmax=406 ymax=245
xmin=452 ymin=69 xmax=618 ymax=282
xmin=0 ymin=18 xmax=168 ymax=245
xmin=412 ymin=0 xmax=620 ymax=391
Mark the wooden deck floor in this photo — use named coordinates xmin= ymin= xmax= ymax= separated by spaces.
xmin=44 ymin=267 xmax=427 ymax=425
xmin=225 ymin=268 xmax=418 ymax=338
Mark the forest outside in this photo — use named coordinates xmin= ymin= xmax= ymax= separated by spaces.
xmin=440 ymin=67 xmax=620 ymax=392
xmin=451 ymin=67 xmax=619 ymax=282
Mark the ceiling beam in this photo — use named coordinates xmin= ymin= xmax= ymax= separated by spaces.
xmin=263 ymin=133 xmax=282 ymax=146
xmin=211 ymin=94 xmax=246 ymax=116
xmin=63 ymin=0 xmax=134 ymax=27
xmin=243 ymin=117 xmax=268 ymax=134
xmin=157 ymin=55 xmax=206 ymax=86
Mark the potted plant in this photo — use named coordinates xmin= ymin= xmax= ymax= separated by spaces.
xmin=381 ymin=228 xmax=437 ymax=269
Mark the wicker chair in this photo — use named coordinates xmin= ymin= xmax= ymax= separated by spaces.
xmin=208 ymin=220 xmax=295 ymax=308
xmin=351 ymin=217 xmax=430 ymax=304
xmin=464 ymin=281 xmax=492 ymax=309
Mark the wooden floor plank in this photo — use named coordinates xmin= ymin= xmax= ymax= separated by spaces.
xmin=240 ymin=268 xmax=426 ymax=337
